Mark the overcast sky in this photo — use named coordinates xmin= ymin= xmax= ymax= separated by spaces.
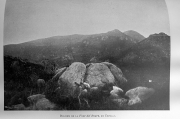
xmin=4 ymin=0 xmax=170 ymax=45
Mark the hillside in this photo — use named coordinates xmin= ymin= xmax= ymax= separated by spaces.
xmin=119 ymin=32 xmax=170 ymax=67
xmin=4 ymin=29 xmax=143 ymax=66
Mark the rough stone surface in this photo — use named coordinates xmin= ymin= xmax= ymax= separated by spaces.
xmin=27 ymin=94 xmax=45 ymax=104
xmin=58 ymin=62 xmax=86 ymax=98
xmin=128 ymin=96 xmax=142 ymax=106
xmin=125 ymin=86 xmax=155 ymax=105
xmin=85 ymin=63 xmax=115 ymax=88
xmin=12 ymin=104 xmax=26 ymax=110
xmin=45 ymin=62 xmax=128 ymax=107
xmin=102 ymin=62 xmax=127 ymax=85
xmin=35 ymin=98 xmax=56 ymax=110
xmin=109 ymin=86 xmax=124 ymax=99
xmin=111 ymin=98 xmax=128 ymax=107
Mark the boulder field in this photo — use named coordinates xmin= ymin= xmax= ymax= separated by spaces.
xmin=6 ymin=62 xmax=155 ymax=110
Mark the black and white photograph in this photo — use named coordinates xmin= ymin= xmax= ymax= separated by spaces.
xmin=3 ymin=0 xmax=172 ymax=111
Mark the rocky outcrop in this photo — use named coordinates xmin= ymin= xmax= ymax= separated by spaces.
xmin=5 ymin=104 xmax=26 ymax=110
xmin=44 ymin=62 xmax=128 ymax=109
xmin=102 ymin=62 xmax=127 ymax=86
xmin=27 ymin=94 xmax=45 ymax=105
xmin=125 ymin=87 xmax=155 ymax=106
xmin=46 ymin=62 xmax=126 ymax=99
xmin=111 ymin=98 xmax=128 ymax=107
xmin=27 ymin=94 xmax=56 ymax=110
xmin=35 ymin=98 xmax=56 ymax=110
xmin=58 ymin=62 xmax=86 ymax=98
xmin=46 ymin=62 xmax=127 ymax=99
xmin=84 ymin=63 xmax=115 ymax=88
xmin=109 ymin=86 xmax=124 ymax=99
xmin=128 ymin=96 xmax=142 ymax=106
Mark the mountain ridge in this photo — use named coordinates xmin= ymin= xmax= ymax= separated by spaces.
xmin=4 ymin=29 xmax=144 ymax=46
xmin=123 ymin=30 xmax=145 ymax=42
xmin=4 ymin=30 xmax=169 ymax=67
xmin=119 ymin=32 xmax=170 ymax=66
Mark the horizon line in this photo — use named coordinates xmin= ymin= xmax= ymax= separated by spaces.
xmin=3 ymin=29 xmax=170 ymax=45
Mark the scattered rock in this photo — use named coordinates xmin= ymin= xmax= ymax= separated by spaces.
xmin=27 ymin=94 xmax=45 ymax=104
xmin=6 ymin=104 xmax=26 ymax=110
xmin=128 ymin=96 xmax=142 ymax=106
xmin=109 ymin=86 xmax=124 ymax=99
xmin=111 ymin=98 xmax=128 ymax=107
xmin=125 ymin=86 xmax=155 ymax=106
xmin=35 ymin=98 xmax=56 ymax=110
xmin=37 ymin=79 xmax=45 ymax=86
xmin=13 ymin=103 xmax=26 ymax=110
xmin=37 ymin=79 xmax=45 ymax=93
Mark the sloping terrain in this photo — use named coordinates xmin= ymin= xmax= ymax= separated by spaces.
xmin=4 ymin=56 xmax=54 ymax=107
xmin=124 ymin=30 xmax=145 ymax=42
xmin=119 ymin=32 xmax=170 ymax=67
xmin=4 ymin=29 xmax=142 ymax=65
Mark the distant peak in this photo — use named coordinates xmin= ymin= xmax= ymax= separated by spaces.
xmin=123 ymin=30 xmax=145 ymax=41
xmin=123 ymin=30 xmax=143 ymax=35
xmin=124 ymin=30 xmax=137 ymax=33
xmin=107 ymin=29 xmax=122 ymax=33
xmin=106 ymin=29 xmax=124 ymax=36
xmin=159 ymin=32 xmax=168 ymax=36
xmin=149 ymin=32 xmax=169 ymax=37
